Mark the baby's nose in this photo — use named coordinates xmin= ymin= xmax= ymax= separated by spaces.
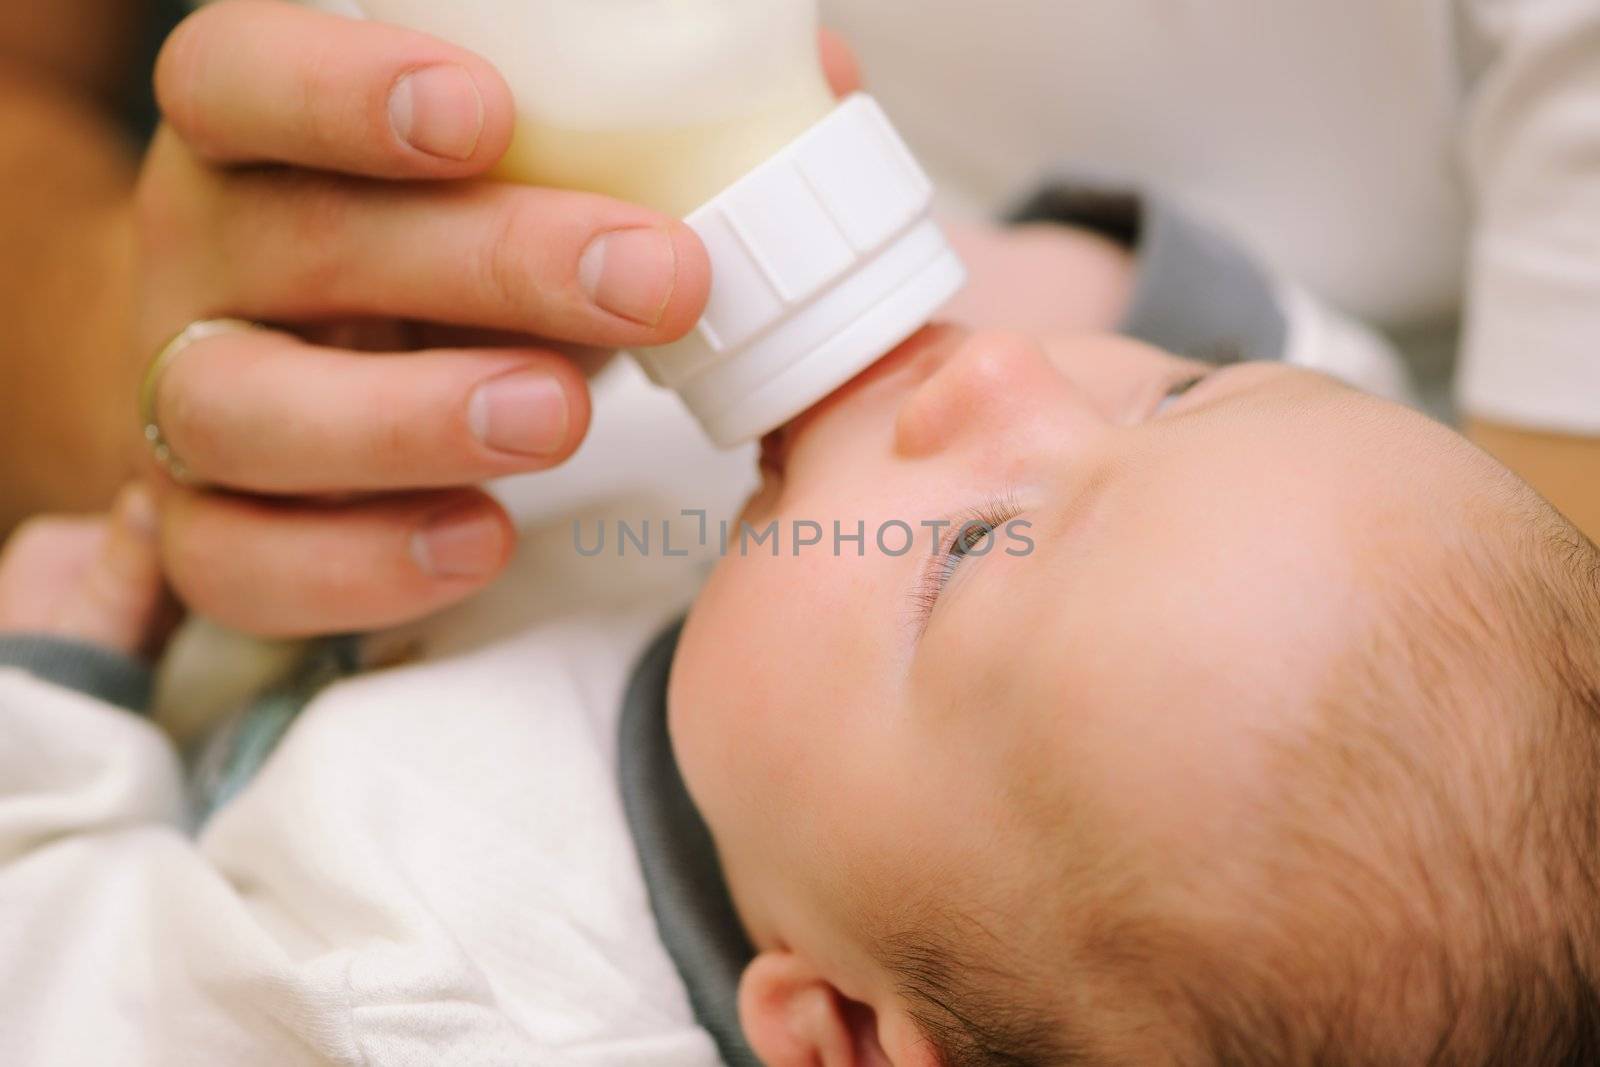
xmin=893 ymin=329 xmax=1099 ymax=457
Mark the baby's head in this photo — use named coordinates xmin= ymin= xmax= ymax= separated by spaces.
xmin=668 ymin=327 xmax=1600 ymax=1066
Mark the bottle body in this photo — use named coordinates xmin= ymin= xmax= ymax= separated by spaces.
xmin=356 ymin=0 xmax=836 ymax=215
xmin=356 ymin=0 xmax=965 ymax=446
xmin=495 ymin=90 xmax=834 ymax=218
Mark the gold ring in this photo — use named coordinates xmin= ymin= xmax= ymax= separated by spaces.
xmin=140 ymin=318 xmax=260 ymax=484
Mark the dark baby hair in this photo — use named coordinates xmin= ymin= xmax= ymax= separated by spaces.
xmin=879 ymin=506 xmax=1600 ymax=1067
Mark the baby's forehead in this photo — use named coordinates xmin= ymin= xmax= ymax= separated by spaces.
xmin=935 ymin=513 xmax=1382 ymax=856
xmin=908 ymin=373 xmax=1516 ymax=862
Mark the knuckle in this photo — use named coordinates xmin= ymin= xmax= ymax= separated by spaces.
xmin=288 ymin=170 xmax=352 ymax=241
xmin=476 ymin=199 xmax=542 ymax=316
xmin=156 ymin=372 xmax=219 ymax=478
xmin=275 ymin=173 xmax=352 ymax=297
xmin=293 ymin=46 xmax=370 ymax=160
xmin=154 ymin=8 xmax=224 ymax=151
xmin=156 ymin=337 xmax=263 ymax=480
xmin=217 ymin=170 xmax=349 ymax=303
xmin=375 ymin=405 xmax=417 ymax=474
xmin=354 ymin=378 xmax=428 ymax=478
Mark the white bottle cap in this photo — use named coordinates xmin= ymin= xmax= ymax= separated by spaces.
xmin=631 ymin=94 xmax=966 ymax=448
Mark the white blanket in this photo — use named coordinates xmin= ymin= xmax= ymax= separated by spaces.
xmin=0 ymin=366 xmax=754 ymax=1066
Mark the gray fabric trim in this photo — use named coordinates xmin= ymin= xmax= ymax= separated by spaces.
xmin=189 ymin=635 xmax=363 ymax=828
xmin=1010 ymin=182 xmax=1290 ymax=365
xmin=0 ymin=634 xmax=153 ymax=713
xmin=618 ymin=620 xmax=759 ymax=1067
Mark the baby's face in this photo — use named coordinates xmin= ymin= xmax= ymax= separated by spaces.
xmin=670 ymin=327 xmax=1497 ymax=985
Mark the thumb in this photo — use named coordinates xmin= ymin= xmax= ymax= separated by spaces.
xmin=820 ymin=27 xmax=864 ymax=97
xmin=53 ymin=484 xmax=176 ymax=659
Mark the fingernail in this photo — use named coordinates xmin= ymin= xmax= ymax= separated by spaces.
xmin=578 ymin=228 xmax=679 ymax=327
xmin=411 ymin=503 xmax=504 ymax=579
xmin=115 ymin=483 xmax=159 ymax=539
xmin=468 ymin=371 xmax=570 ymax=457
xmin=389 ymin=65 xmax=484 ymax=161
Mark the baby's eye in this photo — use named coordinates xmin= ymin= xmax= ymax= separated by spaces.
xmin=1154 ymin=372 xmax=1212 ymax=417
xmin=910 ymin=497 xmax=1023 ymax=636
xmin=934 ymin=523 xmax=991 ymax=588
xmin=952 ymin=521 xmax=994 ymax=558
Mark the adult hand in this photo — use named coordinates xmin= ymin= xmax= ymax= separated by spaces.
xmin=135 ymin=0 xmax=714 ymax=637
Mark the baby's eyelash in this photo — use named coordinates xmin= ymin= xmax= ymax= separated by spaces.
xmin=1154 ymin=371 xmax=1215 ymax=416
xmin=906 ymin=492 xmax=1024 ymax=637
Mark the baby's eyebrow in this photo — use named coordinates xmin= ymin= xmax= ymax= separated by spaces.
xmin=1155 ymin=371 xmax=1214 ymax=415
xmin=905 ymin=503 xmax=1010 ymax=642
xmin=1040 ymin=464 xmax=1117 ymax=545
xmin=909 ymin=468 xmax=1117 ymax=646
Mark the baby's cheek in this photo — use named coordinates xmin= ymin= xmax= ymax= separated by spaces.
xmin=673 ymin=556 xmax=810 ymax=803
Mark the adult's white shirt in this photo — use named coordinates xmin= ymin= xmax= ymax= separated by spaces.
xmin=820 ymin=0 xmax=1599 ymax=434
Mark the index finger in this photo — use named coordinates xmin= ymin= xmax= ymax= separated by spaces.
xmin=156 ymin=0 xmax=515 ymax=178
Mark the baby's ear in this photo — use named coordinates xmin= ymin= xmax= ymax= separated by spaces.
xmin=738 ymin=951 xmax=940 ymax=1067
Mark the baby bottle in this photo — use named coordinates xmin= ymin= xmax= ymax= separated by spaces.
xmin=356 ymin=0 xmax=966 ymax=446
